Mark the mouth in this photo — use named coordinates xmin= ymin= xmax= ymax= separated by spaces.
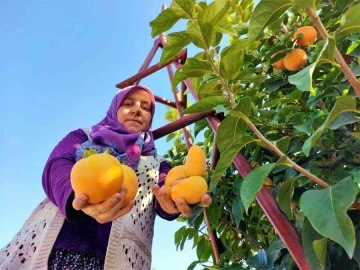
xmin=127 ymin=119 xmax=142 ymax=125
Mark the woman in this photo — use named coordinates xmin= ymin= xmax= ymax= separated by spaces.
xmin=0 ymin=85 xmax=211 ymax=270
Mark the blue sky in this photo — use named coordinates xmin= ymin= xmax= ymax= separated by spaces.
xmin=0 ymin=1 xmax=203 ymax=269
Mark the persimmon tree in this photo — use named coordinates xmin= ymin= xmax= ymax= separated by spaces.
xmin=150 ymin=0 xmax=360 ymax=269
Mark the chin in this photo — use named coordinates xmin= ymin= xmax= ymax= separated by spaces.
xmin=125 ymin=126 xmax=142 ymax=133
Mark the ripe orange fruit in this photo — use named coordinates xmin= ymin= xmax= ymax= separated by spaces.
xmin=293 ymin=26 xmax=317 ymax=47
xmin=71 ymin=153 xmax=124 ymax=204
xmin=272 ymin=58 xmax=285 ymax=70
xmin=120 ymin=164 xmax=139 ymax=207
xmin=164 ymin=145 xmax=209 ymax=204
xmin=164 ymin=165 xmax=187 ymax=194
xmin=185 ymin=145 xmax=206 ymax=176
xmin=283 ymin=48 xmax=308 ymax=71
xmin=170 ymin=176 xmax=208 ymax=204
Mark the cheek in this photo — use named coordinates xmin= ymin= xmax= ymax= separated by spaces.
xmin=117 ymin=109 xmax=126 ymax=123
xmin=144 ymin=113 xmax=152 ymax=126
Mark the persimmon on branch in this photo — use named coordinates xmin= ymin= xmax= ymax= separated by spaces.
xmin=305 ymin=8 xmax=360 ymax=98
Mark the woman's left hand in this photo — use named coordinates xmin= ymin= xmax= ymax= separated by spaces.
xmin=152 ymin=184 xmax=212 ymax=217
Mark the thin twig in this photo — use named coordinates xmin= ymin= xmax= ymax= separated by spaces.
xmin=243 ymin=117 xmax=330 ymax=188
xmin=205 ymin=49 xmax=237 ymax=106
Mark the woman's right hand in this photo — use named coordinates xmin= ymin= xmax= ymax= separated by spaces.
xmin=72 ymin=187 xmax=134 ymax=224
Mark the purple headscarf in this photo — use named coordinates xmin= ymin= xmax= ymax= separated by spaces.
xmin=75 ymin=85 xmax=157 ymax=170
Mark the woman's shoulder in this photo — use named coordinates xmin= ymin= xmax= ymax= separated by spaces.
xmin=57 ymin=128 xmax=89 ymax=145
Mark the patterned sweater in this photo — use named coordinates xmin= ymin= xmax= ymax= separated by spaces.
xmin=0 ymin=129 xmax=178 ymax=270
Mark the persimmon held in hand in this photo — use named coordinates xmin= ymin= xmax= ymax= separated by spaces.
xmin=120 ymin=164 xmax=139 ymax=207
xmin=185 ymin=145 xmax=207 ymax=177
xmin=165 ymin=145 xmax=208 ymax=205
xmin=71 ymin=153 xmax=124 ymax=204
xmin=170 ymin=176 xmax=208 ymax=205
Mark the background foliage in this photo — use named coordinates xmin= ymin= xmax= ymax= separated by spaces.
xmin=151 ymin=0 xmax=360 ymax=269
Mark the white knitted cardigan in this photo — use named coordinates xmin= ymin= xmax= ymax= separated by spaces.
xmin=0 ymin=155 xmax=164 ymax=270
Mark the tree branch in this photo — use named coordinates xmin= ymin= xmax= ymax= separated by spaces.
xmin=305 ymin=8 xmax=360 ymax=98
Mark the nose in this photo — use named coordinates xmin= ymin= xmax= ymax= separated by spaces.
xmin=130 ymin=102 xmax=141 ymax=114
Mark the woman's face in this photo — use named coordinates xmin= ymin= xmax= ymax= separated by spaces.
xmin=117 ymin=89 xmax=153 ymax=132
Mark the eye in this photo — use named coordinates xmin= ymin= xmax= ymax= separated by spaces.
xmin=142 ymin=105 xmax=151 ymax=111
xmin=123 ymin=101 xmax=132 ymax=106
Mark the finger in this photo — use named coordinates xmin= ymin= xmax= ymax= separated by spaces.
xmin=152 ymin=184 xmax=160 ymax=197
xmin=175 ymin=198 xmax=192 ymax=217
xmin=199 ymin=194 xmax=212 ymax=208
xmin=96 ymin=191 xmax=129 ymax=221
xmin=72 ymin=193 xmax=89 ymax=210
xmin=153 ymin=186 xmax=179 ymax=214
xmin=97 ymin=188 xmax=127 ymax=214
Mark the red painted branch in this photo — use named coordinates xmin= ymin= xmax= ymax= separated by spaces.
xmin=153 ymin=110 xmax=216 ymax=140
xmin=210 ymin=135 xmax=220 ymax=170
xmin=203 ymin=208 xmax=220 ymax=264
xmin=135 ymin=38 xmax=162 ymax=83
xmin=210 ymin=117 xmax=309 ymax=269
xmin=115 ymin=49 xmax=187 ymax=89
xmin=154 ymin=95 xmax=177 ymax=108
xmin=166 ymin=64 xmax=193 ymax=149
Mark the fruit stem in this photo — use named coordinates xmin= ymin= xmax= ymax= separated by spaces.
xmin=306 ymin=8 xmax=360 ymax=98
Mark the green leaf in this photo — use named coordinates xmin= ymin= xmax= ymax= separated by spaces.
xmin=160 ymin=31 xmax=191 ymax=65
xmin=171 ymin=0 xmax=196 ymax=19
xmin=274 ymin=136 xmax=290 ymax=153
xmin=313 ymin=238 xmax=327 ymax=268
xmin=232 ymin=195 xmax=244 ymax=228
xmin=241 ymin=156 xmax=289 ymax=214
xmin=278 ymin=178 xmax=297 ymax=219
xmin=293 ymin=0 xmax=320 ymax=9
xmin=328 ymin=112 xmax=359 ymax=130
xmin=219 ymin=39 xmax=245 ymax=82
xmin=317 ymin=38 xmax=336 ymax=66
xmin=266 ymin=236 xmax=286 ymax=267
xmin=288 ymin=64 xmax=315 ymax=92
xmin=150 ymin=8 xmax=181 ymax=37
xmin=187 ymin=260 xmax=202 ymax=270
xmin=335 ymin=3 xmax=360 ymax=40
xmin=248 ymin=0 xmax=292 ymax=48
xmin=302 ymin=95 xmax=360 ymax=156
xmin=201 ymin=0 xmax=230 ymax=25
xmin=172 ymin=58 xmax=214 ymax=88
xmin=83 ymin=149 xmax=98 ymax=158
xmin=188 ymin=20 xmax=216 ymax=49
xmin=182 ymin=96 xmax=230 ymax=114
xmin=194 ymin=118 xmax=208 ymax=138
xmin=299 ymin=177 xmax=358 ymax=258
xmin=198 ymin=79 xmax=222 ymax=99
xmin=350 ymin=169 xmax=360 ymax=185
xmin=302 ymin=218 xmax=326 ymax=270
xmin=211 ymin=134 xmax=259 ymax=190
xmin=214 ymin=17 xmax=237 ymax=36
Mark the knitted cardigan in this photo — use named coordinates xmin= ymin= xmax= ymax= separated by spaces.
xmin=0 ymin=155 xmax=165 ymax=270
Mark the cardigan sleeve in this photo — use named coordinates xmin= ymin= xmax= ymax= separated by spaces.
xmin=154 ymin=160 xmax=180 ymax=221
xmin=42 ymin=129 xmax=91 ymax=222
